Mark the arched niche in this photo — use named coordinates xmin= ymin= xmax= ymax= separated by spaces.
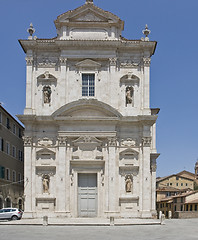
xmin=120 ymin=72 xmax=140 ymax=107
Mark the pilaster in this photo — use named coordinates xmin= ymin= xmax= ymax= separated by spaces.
xmin=141 ymin=136 xmax=152 ymax=218
xmin=56 ymin=137 xmax=67 ymax=212
xmin=24 ymin=54 xmax=34 ymax=115
xmin=59 ymin=57 xmax=67 ymax=106
xmin=109 ymin=58 xmax=117 ymax=108
xmin=106 ymin=137 xmax=118 ymax=215
xmin=23 ymin=136 xmax=33 ymax=216
xmin=142 ymin=57 xmax=151 ymax=114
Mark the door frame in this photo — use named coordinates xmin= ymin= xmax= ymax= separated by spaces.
xmin=78 ymin=173 xmax=98 ymax=217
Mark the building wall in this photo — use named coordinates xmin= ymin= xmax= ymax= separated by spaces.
xmin=19 ymin=2 xmax=159 ymax=219
xmin=157 ymin=176 xmax=194 ymax=190
xmin=0 ymin=106 xmax=24 ymax=209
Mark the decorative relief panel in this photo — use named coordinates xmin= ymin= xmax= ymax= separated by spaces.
xmin=36 ymin=166 xmax=56 ymax=176
xmin=37 ymin=138 xmax=54 ymax=147
xmin=120 ymin=59 xmax=140 ymax=68
xmin=120 ymin=138 xmax=137 ymax=148
xmin=36 ymin=57 xmax=59 ymax=68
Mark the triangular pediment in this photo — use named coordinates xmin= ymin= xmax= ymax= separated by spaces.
xmin=76 ymin=59 xmax=101 ymax=69
xmin=119 ymin=148 xmax=139 ymax=156
xmin=54 ymin=3 xmax=124 ymax=30
xmin=73 ymin=136 xmax=102 ymax=144
xmin=36 ymin=148 xmax=56 ymax=155
xmin=71 ymin=9 xmax=108 ymax=22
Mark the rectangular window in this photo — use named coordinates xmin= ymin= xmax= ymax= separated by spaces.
xmin=13 ymin=124 xmax=16 ymax=134
xmin=0 ymin=138 xmax=3 ymax=151
xmin=6 ymin=118 xmax=10 ymax=129
xmin=181 ymin=183 xmax=183 ymax=186
xmin=176 ymin=176 xmax=179 ymax=180
xmin=6 ymin=168 xmax=10 ymax=181
xmin=186 ymin=205 xmax=189 ymax=211
xmin=18 ymin=173 xmax=21 ymax=183
xmin=18 ymin=150 xmax=23 ymax=161
xmin=176 ymin=183 xmax=178 ymax=186
xmin=195 ymin=205 xmax=197 ymax=211
xmin=12 ymin=171 xmax=16 ymax=182
xmin=12 ymin=146 xmax=16 ymax=158
xmin=0 ymin=166 xmax=5 ymax=179
xmin=186 ymin=183 xmax=188 ymax=186
xmin=82 ymin=74 xmax=95 ymax=97
xmin=190 ymin=205 xmax=193 ymax=211
xmin=19 ymin=128 xmax=22 ymax=138
xmin=6 ymin=142 xmax=10 ymax=155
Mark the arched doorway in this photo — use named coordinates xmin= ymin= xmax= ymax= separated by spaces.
xmin=18 ymin=199 xmax=23 ymax=210
xmin=0 ymin=196 xmax=3 ymax=209
xmin=5 ymin=197 xmax=11 ymax=207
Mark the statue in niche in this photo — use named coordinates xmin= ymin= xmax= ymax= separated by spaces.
xmin=43 ymin=85 xmax=52 ymax=103
xmin=125 ymin=175 xmax=133 ymax=193
xmin=42 ymin=175 xmax=50 ymax=193
xmin=126 ymin=86 xmax=133 ymax=105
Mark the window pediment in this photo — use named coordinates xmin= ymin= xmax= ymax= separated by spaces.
xmin=120 ymin=72 xmax=140 ymax=84
xmin=76 ymin=59 xmax=101 ymax=69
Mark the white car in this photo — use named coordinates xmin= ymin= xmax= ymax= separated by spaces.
xmin=0 ymin=208 xmax=23 ymax=220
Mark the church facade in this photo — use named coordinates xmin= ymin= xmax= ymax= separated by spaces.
xmin=18 ymin=0 xmax=159 ymax=219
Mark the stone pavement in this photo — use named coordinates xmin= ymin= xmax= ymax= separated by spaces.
xmin=0 ymin=219 xmax=198 ymax=240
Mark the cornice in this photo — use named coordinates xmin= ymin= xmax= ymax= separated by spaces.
xmin=19 ymin=39 xmax=157 ymax=55
xmin=17 ymin=113 xmax=157 ymax=125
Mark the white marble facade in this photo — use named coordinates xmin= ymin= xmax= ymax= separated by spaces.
xmin=18 ymin=1 xmax=159 ymax=219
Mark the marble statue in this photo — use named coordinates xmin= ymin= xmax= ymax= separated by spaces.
xmin=126 ymin=87 xmax=133 ymax=104
xmin=43 ymin=86 xmax=52 ymax=103
xmin=43 ymin=175 xmax=49 ymax=193
xmin=125 ymin=175 xmax=132 ymax=192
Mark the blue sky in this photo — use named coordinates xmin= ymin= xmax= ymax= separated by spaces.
xmin=0 ymin=0 xmax=198 ymax=177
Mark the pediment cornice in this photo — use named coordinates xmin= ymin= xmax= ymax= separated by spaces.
xmin=54 ymin=3 xmax=124 ymax=30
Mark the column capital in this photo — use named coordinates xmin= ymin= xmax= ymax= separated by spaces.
xmin=23 ymin=136 xmax=33 ymax=146
xmin=57 ymin=136 xmax=67 ymax=146
xmin=109 ymin=58 xmax=117 ymax=66
xmin=142 ymin=137 xmax=152 ymax=147
xmin=143 ymin=57 xmax=151 ymax=67
xmin=59 ymin=57 xmax=67 ymax=65
xmin=25 ymin=56 xmax=34 ymax=66
xmin=108 ymin=137 xmax=117 ymax=147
